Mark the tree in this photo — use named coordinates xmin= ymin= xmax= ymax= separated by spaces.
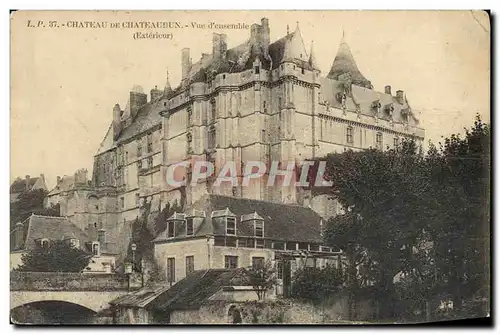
xmin=10 ymin=189 xmax=60 ymax=230
xmin=320 ymin=139 xmax=432 ymax=320
xmin=242 ymin=260 xmax=278 ymax=300
xmin=15 ymin=240 xmax=92 ymax=272
xmin=291 ymin=264 xmax=344 ymax=304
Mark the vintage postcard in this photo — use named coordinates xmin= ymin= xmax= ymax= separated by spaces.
xmin=10 ymin=10 xmax=490 ymax=325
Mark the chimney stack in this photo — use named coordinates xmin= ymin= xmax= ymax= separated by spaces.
xmin=181 ymin=48 xmax=192 ymax=79
xmin=113 ymin=104 xmax=122 ymax=140
xmin=57 ymin=176 xmax=61 ymax=185
xmin=249 ymin=19 xmax=270 ymax=57
xmin=129 ymin=90 xmax=148 ymax=119
xmin=396 ymin=90 xmax=404 ymax=104
xmin=385 ymin=85 xmax=392 ymax=95
xmin=150 ymin=85 xmax=163 ymax=101
xmin=25 ymin=175 xmax=30 ymax=191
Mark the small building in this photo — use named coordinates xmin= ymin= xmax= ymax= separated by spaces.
xmin=10 ymin=214 xmax=117 ymax=274
xmin=10 ymin=174 xmax=47 ymax=202
xmin=110 ymin=268 xmax=256 ymax=324
xmin=152 ymin=194 xmax=341 ymax=297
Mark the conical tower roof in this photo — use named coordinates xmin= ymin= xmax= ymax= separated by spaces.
xmin=164 ymin=70 xmax=173 ymax=97
xmin=282 ymin=22 xmax=308 ymax=62
xmin=309 ymin=40 xmax=319 ymax=70
xmin=327 ymin=33 xmax=372 ymax=89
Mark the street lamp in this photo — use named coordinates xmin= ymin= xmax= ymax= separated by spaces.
xmin=131 ymin=243 xmax=137 ymax=271
xmin=124 ymin=262 xmax=133 ymax=291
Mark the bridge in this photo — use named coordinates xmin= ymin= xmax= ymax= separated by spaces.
xmin=10 ymin=271 xmax=141 ymax=324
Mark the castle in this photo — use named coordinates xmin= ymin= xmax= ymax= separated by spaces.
xmin=22 ymin=18 xmax=424 ymax=277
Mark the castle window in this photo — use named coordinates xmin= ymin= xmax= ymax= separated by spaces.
xmin=261 ymin=129 xmax=266 ymax=142
xmin=346 ymin=126 xmax=353 ymax=144
xmin=252 ymin=257 xmax=265 ymax=269
xmin=255 ymin=239 xmax=265 ymax=248
xmin=225 ymin=255 xmax=238 ymax=269
xmin=135 ymin=193 xmax=140 ymax=207
xmin=120 ymin=197 xmax=124 ymax=209
xmin=167 ymin=221 xmax=175 ymax=238
xmin=263 ymin=100 xmax=267 ymax=113
xmin=167 ymin=257 xmax=175 ymax=283
xmin=254 ymin=220 xmax=264 ymax=238
xmin=376 ymin=132 xmax=383 ymax=150
xmin=186 ymin=256 xmax=195 ymax=275
xmin=208 ymin=126 xmax=216 ymax=150
xmin=293 ymin=65 xmax=296 ymax=70
xmin=147 ymin=156 xmax=153 ymax=168
xmin=97 ymin=230 xmax=105 ymax=244
xmin=222 ymin=74 xmax=226 ymax=79
xmin=137 ymin=160 xmax=142 ymax=170
xmin=394 ymin=137 xmax=399 ymax=148
xmin=210 ymin=100 xmax=216 ymax=122
xmin=226 ymin=217 xmax=236 ymax=235
xmin=186 ymin=218 xmax=194 ymax=236
xmin=278 ymin=97 xmax=282 ymax=108
xmin=254 ymin=66 xmax=260 ymax=74
xmin=92 ymin=242 xmax=100 ymax=256
xmin=125 ymin=151 xmax=128 ymax=164
xmin=147 ymin=133 xmax=153 ymax=153
xmin=164 ymin=101 xmax=167 ymax=107
xmin=137 ymin=139 xmax=142 ymax=156
xmin=301 ymin=67 xmax=305 ymax=75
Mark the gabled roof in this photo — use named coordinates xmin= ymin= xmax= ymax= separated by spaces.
xmin=153 ymin=195 xmax=324 ymax=244
xmin=319 ymin=77 xmax=420 ymax=126
xmin=11 ymin=214 xmax=90 ymax=252
xmin=116 ymin=101 xmax=162 ymax=144
xmin=327 ymin=35 xmax=372 ymax=89
xmin=47 ymin=175 xmax=75 ymax=196
xmin=10 ymin=177 xmax=44 ymax=194
xmin=150 ymin=268 xmax=247 ymax=311
xmin=95 ymin=123 xmax=115 ymax=155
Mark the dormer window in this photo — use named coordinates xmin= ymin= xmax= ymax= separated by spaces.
xmin=40 ymin=238 xmax=49 ymax=249
xmin=226 ymin=217 xmax=236 ymax=235
xmin=254 ymin=220 xmax=264 ymax=238
xmin=254 ymin=66 xmax=260 ymax=74
xmin=186 ymin=218 xmax=194 ymax=236
xmin=98 ymin=230 xmax=106 ymax=244
xmin=167 ymin=221 xmax=175 ymax=238
xmin=69 ymin=238 xmax=80 ymax=248
xmin=92 ymin=242 xmax=100 ymax=256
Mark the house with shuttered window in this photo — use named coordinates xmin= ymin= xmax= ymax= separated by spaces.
xmin=152 ymin=194 xmax=341 ymax=297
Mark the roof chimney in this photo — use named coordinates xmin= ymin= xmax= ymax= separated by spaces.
xmin=212 ymin=33 xmax=228 ymax=59
xmin=25 ymin=175 xmax=30 ymax=191
xmin=385 ymin=85 xmax=392 ymax=95
xmin=396 ymin=90 xmax=404 ymax=104
xmin=57 ymin=176 xmax=61 ymax=185
xmin=181 ymin=48 xmax=191 ymax=79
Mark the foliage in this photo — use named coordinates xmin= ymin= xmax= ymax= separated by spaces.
xmin=10 ymin=189 xmax=60 ymax=229
xmin=291 ymin=265 xmax=344 ymax=304
xmin=241 ymin=260 xmax=278 ymax=300
xmin=15 ymin=240 xmax=92 ymax=272
xmin=319 ymin=115 xmax=490 ymax=321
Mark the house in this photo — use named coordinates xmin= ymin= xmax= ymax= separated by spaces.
xmin=10 ymin=174 xmax=48 ymax=202
xmin=152 ymin=194 xmax=342 ymax=296
xmin=10 ymin=214 xmax=116 ymax=273
xmin=110 ymin=268 xmax=256 ymax=324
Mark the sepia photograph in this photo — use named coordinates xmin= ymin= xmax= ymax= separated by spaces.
xmin=9 ymin=10 xmax=490 ymax=325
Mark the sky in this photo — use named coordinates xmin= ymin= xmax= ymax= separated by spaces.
xmin=10 ymin=10 xmax=490 ymax=189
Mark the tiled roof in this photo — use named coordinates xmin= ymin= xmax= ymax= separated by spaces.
xmin=327 ymin=37 xmax=372 ymax=89
xmin=109 ymin=282 xmax=172 ymax=308
xmin=149 ymin=268 xmax=247 ymax=311
xmin=153 ymin=195 xmax=324 ymax=244
xmin=116 ymin=102 xmax=162 ymax=143
xmin=11 ymin=214 xmax=90 ymax=252
xmin=47 ymin=175 xmax=75 ymax=196
xmin=10 ymin=177 xmax=40 ymax=194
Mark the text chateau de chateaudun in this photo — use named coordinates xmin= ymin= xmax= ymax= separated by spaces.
xmin=11 ymin=18 xmax=424 ymax=282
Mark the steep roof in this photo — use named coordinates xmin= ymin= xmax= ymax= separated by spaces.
xmin=47 ymin=175 xmax=75 ymax=196
xmin=11 ymin=214 xmax=90 ymax=252
xmin=327 ymin=35 xmax=372 ymax=89
xmin=153 ymin=195 xmax=324 ymax=244
xmin=10 ymin=177 xmax=41 ymax=194
xmin=150 ymin=268 xmax=247 ymax=311
xmin=116 ymin=101 xmax=162 ymax=144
